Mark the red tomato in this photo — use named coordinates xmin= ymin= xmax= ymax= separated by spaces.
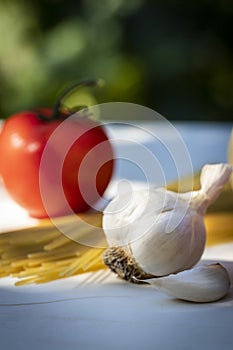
xmin=0 ymin=85 xmax=114 ymax=218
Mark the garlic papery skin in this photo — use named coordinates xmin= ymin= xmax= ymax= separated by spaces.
xmin=103 ymin=163 xmax=232 ymax=281
xmin=139 ymin=263 xmax=231 ymax=303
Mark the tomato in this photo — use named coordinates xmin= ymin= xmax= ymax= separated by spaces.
xmin=0 ymin=80 xmax=114 ymax=218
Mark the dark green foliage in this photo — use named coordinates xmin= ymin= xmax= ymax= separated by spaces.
xmin=0 ymin=0 xmax=232 ymax=121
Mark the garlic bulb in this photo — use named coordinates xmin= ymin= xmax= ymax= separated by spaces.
xmin=103 ymin=163 xmax=232 ymax=282
xmin=138 ymin=263 xmax=230 ymax=303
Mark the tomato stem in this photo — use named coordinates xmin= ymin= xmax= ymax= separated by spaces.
xmin=52 ymin=78 xmax=104 ymax=120
xmin=37 ymin=78 xmax=104 ymax=122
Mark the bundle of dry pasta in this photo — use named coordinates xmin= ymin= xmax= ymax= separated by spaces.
xmin=0 ymin=212 xmax=107 ymax=285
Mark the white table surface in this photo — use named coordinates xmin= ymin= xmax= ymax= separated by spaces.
xmin=0 ymin=120 xmax=233 ymax=350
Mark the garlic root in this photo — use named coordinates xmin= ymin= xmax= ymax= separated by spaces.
xmin=139 ymin=263 xmax=231 ymax=303
xmin=103 ymin=247 xmax=153 ymax=283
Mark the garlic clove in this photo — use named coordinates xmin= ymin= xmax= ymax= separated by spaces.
xmin=139 ymin=263 xmax=231 ymax=303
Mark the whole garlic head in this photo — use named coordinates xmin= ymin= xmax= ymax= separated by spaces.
xmin=103 ymin=163 xmax=232 ymax=282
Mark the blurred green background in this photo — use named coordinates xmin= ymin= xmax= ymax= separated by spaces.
xmin=0 ymin=0 xmax=232 ymax=121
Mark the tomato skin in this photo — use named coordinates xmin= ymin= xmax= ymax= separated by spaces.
xmin=0 ymin=110 xmax=114 ymax=218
